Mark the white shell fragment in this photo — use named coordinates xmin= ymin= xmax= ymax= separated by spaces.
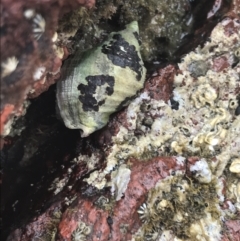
xmin=110 ymin=164 xmax=131 ymax=201
xmin=189 ymin=158 xmax=212 ymax=183
xmin=57 ymin=21 xmax=146 ymax=137
xmin=1 ymin=56 xmax=19 ymax=78
xmin=229 ymin=158 xmax=240 ymax=174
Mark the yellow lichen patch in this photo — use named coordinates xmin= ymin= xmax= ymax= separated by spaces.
xmin=133 ymin=174 xmax=221 ymax=240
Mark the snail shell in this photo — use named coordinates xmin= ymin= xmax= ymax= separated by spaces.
xmin=56 ymin=21 xmax=146 ymax=137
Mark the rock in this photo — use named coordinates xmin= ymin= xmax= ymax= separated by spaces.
xmin=0 ymin=0 xmax=95 ymax=136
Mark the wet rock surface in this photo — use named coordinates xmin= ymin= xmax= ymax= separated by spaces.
xmin=1 ymin=0 xmax=240 ymax=241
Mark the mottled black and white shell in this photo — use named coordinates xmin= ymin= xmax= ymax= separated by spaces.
xmin=56 ymin=21 xmax=146 ymax=137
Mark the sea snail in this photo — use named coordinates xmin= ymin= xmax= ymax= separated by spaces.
xmin=56 ymin=21 xmax=146 ymax=137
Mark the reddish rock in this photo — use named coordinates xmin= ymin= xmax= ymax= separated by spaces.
xmin=222 ymin=15 xmax=240 ymax=37
xmin=59 ymin=200 xmax=110 ymax=241
xmin=3 ymin=1 xmax=240 ymax=240
xmin=0 ymin=0 xmax=95 ymax=135
xmin=225 ymin=220 xmax=240 ymax=232
xmin=111 ymin=157 xmax=185 ymax=241
xmin=144 ymin=65 xmax=176 ymax=102
xmin=212 ymin=56 xmax=230 ymax=72
xmin=5 ymin=156 xmax=184 ymax=241
xmin=0 ymin=104 xmax=14 ymax=135
xmin=57 ymin=157 xmax=185 ymax=241
xmin=222 ymin=219 xmax=240 ymax=241
xmin=233 ymin=0 xmax=240 ymax=13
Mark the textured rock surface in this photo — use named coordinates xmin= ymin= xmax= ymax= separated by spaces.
xmin=6 ymin=156 xmax=184 ymax=241
xmin=0 ymin=0 xmax=95 ymax=136
xmin=2 ymin=0 xmax=240 ymax=241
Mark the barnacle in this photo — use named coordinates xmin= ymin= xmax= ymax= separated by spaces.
xmin=52 ymin=32 xmax=58 ymax=43
xmin=226 ymin=176 xmax=240 ymax=212
xmin=188 ymin=60 xmax=208 ymax=78
xmin=144 ymin=226 xmax=159 ymax=240
xmin=1 ymin=56 xmax=19 ymax=78
xmin=32 ymin=210 xmax=62 ymax=241
xmin=137 ymin=203 xmax=151 ymax=223
xmin=236 ymin=182 xmax=240 ymax=210
xmin=191 ymin=107 xmax=230 ymax=152
xmin=94 ymin=196 xmax=109 ymax=210
xmin=208 ymin=108 xmax=230 ymax=127
xmin=171 ymin=139 xmax=188 ymax=154
xmin=191 ymin=84 xmax=217 ymax=109
xmin=229 ymin=98 xmax=239 ymax=109
xmin=57 ymin=21 xmax=146 ymax=137
xmin=32 ymin=13 xmax=46 ymax=40
xmin=72 ymin=222 xmax=91 ymax=241
xmin=234 ymin=47 xmax=240 ymax=58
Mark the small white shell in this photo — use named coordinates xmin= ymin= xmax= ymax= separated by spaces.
xmin=56 ymin=21 xmax=146 ymax=137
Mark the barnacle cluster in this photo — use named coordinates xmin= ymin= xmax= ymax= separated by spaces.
xmin=90 ymin=18 xmax=239 ymax=180
xmin=71 ymin=221 xmax=91 ymax=241
xmin=32 ymin=209 xmax=62 ymax=241
xmin=133 ymin=174 xmax=222 ymax=240
xmin=58 ymin=0 xmax=192 ymax=61
xmin=83 ymin=18 xmax=240 ymax=239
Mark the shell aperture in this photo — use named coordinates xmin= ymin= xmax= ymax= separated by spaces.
xmin=56 ymin=21 xmax=146 ymax=137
